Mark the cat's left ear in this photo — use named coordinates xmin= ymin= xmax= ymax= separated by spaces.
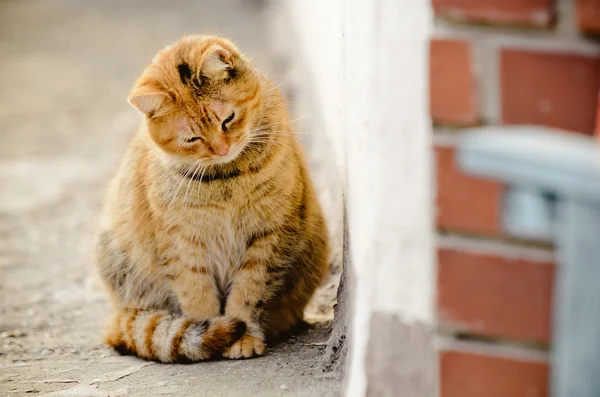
xmin=201 ymin=45 xmax=235 ymax=78
xmin=127 ymin=87 xmax=167 ymax=116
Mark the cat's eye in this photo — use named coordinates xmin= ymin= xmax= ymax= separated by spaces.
xmin=184 ymin=136 xmax=202 ymax=143
xmin=221 ymin=112 xmax=235 ymax=132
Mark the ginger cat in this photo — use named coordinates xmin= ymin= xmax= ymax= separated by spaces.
xmin=94 ymin=35 xmax=329 ymax=362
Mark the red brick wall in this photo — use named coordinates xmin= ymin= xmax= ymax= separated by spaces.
xmin=435 ymin=146 xmax=503 ymax=236
xmin=432 ymin=0 xmax=554 ymax=27
xmin=577 ymin=0 xmax=600 ymax=34
xmin=430 ymin=0 xmax=600 ymax=395
xmin=437 ymin=244 xmax=554 ymax=343
xmin=501 ymin=49 xmax=600 ymax=134
xmin=430 ymin=39 xmax=478 ymax=126
xmin=440 ymin=348 xmax=549 ymax=397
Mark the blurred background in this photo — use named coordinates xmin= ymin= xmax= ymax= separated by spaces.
xmin=431 ymin=1 xmax=600 ymax=396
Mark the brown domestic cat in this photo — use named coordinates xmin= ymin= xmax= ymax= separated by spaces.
xmin=94 ymin=35 xmax=329 ymax=362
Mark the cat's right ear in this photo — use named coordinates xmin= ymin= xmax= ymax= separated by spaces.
xmin=128 ymin=87 xmax=167 ymax=116
xmin=201 ymin=45 xmax=235 ymax=78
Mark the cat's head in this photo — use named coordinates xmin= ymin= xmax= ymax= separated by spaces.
xmin=128 ymin=35 xmax=263 ymax=165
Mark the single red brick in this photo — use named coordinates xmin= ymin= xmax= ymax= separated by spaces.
xmin=436 ymin=145 xmax=503 ymax=235
xmin=501 ymin=49 xmax=600 ymax=135
xmin=430 ymin=38 xmax=478 ymax=126
xmin=437 ymin=247 xmax=555 ymax=343
xmin=440 ymin=349 xmax=549 ymax=397
xmin=432 ymin=0 xmax=554 ymax=27
xmin=576 ymin=0 xmax=600 ymax=34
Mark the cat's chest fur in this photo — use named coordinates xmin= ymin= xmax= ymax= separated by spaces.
xmin=154 ymin=185 xmax=249 ymax=287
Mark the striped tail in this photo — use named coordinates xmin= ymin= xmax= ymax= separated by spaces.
xmin=104 ymin=309 xmax=246 ymax=363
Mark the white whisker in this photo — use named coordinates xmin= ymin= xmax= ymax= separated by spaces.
xmin=263 ymin=81 xmax=285 ymax=93
xmin=166 ymin=159 xmax=200 ymax=214
xmin=181 ymin=162 xmax=204 ymax=209
xmin=248 ymin=117 xmax=305 ymax=133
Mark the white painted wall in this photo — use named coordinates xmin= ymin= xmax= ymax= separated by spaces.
xmin=275 ymin=0 xmax=435 ymax=395
xmin=279 ymin=1 xmax=345 ymax=174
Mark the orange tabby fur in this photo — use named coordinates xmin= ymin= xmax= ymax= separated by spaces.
xmin=94 ymin=35 xmax=329 ymax=362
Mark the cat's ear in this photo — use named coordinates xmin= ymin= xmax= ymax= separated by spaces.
xmin=201 ymin=45 xmax=235 ymax=78
xmin=127 ymin=87 xmax=167 ymax=116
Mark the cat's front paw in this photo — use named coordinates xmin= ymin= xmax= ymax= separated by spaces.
xmin=222 ymin=334 xmax=265 ymax=359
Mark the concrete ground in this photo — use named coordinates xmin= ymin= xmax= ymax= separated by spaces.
xmin=0 ymin=1 xmax=342 ymax=395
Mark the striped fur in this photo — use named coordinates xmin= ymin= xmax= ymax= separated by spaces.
xmin=94 ymin=35 xmax=329 ymax=362
xmin=105 ymin=310 xmax=246 ymax=362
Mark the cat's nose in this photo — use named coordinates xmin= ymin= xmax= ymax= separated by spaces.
xmin=213 ymin=142 xmax=229 ymax=156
